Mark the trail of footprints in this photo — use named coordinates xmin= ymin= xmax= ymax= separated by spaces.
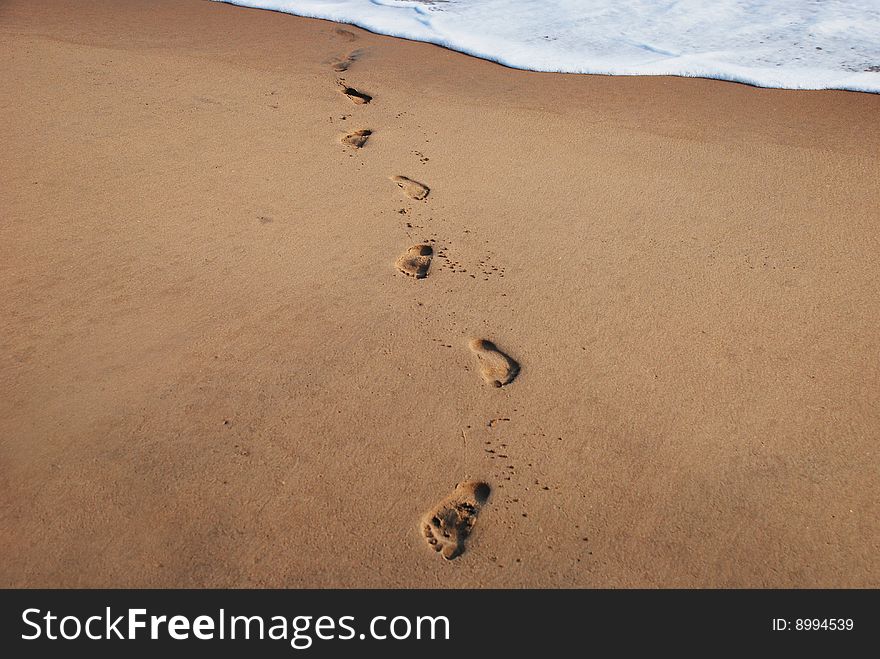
xmin=326 ymin=39 xmax=521 ymax=561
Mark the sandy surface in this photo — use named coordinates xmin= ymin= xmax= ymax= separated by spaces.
xmin=1 ymin=0 xmax=878 ymax=588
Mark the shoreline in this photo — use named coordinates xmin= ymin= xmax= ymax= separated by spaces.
xmin=209 ymin=0 xmax=880 ymax=93
xmin=1 ymin=0 xmax=878 ymax=587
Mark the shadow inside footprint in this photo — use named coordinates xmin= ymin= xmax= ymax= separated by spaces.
xmin=469 ymin=339 xmax=520 ymax=387
xmin=338 ymin=82 xmax=372 ymax=104
xmin=395 ymin=244 xmax=433 ymax=279
xmin=341 ymin=129 xmax=372 ymax=148
xmin=390 ymin=175 xmax=430 ymax=200
xmin=422 ymin=481 xmax=491 ymax=560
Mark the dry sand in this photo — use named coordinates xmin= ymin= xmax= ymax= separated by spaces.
xmin=1 ymin=0 xmax=878 ymax=587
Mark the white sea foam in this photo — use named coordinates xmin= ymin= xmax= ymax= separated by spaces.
xmin=213 ymin=0 xmax=880 ymax=92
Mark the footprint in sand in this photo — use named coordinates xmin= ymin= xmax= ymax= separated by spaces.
xmin=337 ymin=80 xmax=372 ymax=104
xmin=422 ymin=481 xmax=491 ymax=560
xmin=331 ymin=50 xmax=362 ymax=72
xmin=395 ymin=244 xmax=433 ymax=279
xmin=334 ymin=28 xmax=358 ymax=43
xmin=340 ymin=129 xmax=372 ymax=148
xmin=390 ymin=175 xmax=430 ymax=200
xmin=469 ymin=339 xmax=520 ymax=387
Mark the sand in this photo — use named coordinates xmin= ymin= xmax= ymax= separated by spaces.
xmin=1 ymin=0 xmax=878 ymax=588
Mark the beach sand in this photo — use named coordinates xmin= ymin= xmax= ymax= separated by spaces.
xmin=1 ymin=0 xmax=878 ymax=587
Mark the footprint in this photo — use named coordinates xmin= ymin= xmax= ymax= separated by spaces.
xmin=340 ymin=129 xmax=372 ymax=148
xmin=395 ymin=244 xmax=433 ymax=279
xmin=390 ymin=175 xmax=430 ymax=200
xmin=422 ymin=481 xmax=491 ymax=560
xmin=338 ymin=80 xmax=372 ymax=104
xmin=469 ymin=339 xmax=520 ymax=387
xmin=331 ymin=50 xmax=362 ymax=72
xmin=334 ymin=28 xmax=358 ymax=42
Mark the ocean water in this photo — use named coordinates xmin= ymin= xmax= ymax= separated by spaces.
xmin=213 ymin=0 xmax=880 ymax=93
